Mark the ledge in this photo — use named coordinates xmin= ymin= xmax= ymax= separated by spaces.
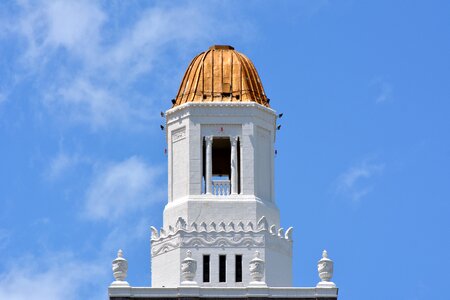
xmin=150 ymin=215 xmax=293 ymax=244
xmin=166 ymin=102 xmax=277 ymax=117
xmin=109 ymin=286 xmax=338 ymax=299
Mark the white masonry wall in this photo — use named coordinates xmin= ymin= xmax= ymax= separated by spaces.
xmin=164 ymin=103 xmax=279 ymax=228
xmin=151 ymin=222 xmax=293 ymax=288
xmin=167 ymin=117 xmax=190 ymax=203
xmin=152 ymin=102 xmax=293 ymax=288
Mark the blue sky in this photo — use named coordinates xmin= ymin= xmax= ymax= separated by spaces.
xmin=0 ymin=1 xmax=449 ymax=299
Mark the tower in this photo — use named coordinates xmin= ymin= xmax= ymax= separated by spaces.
xmin=109 ymin=45 xmax=338 ymax=299
xmin=153 ymin=45 xmax=289 ymax=287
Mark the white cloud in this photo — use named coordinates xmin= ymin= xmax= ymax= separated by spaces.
xmin=16 ymin=0 xmax=104 ymax=61
xmin=98 ymin=6 xmax=212 ymax=81
xmin=0 ymin=253 xmax=107 ymax=300
xmin=9 ymin=1 xmax=245 ymax=130
xmin=46 ymin=78 xmax=150 ymax=130
xmin=370 ymin=78 xmax=393 ymax=103
xmin=84 ymin=156 xmax=163 ymax=220
xmin=336 ymin=159 xmax=385 ymax=202
xmin=45 ymin=152 xmax=83 ymax=180
xmin=101 ymin=218 xmax=150 ymax=256
xmin=45 ymin=1 xmax=104 ymax=51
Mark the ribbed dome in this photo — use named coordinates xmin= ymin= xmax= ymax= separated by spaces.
xmin=173 ymin=45 xmax=269 ymax=107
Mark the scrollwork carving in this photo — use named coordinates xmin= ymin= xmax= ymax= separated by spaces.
xmin=182 ymin=235 xmax=264 ymax=248
xmin=151 ymin=240 xmax=180 ymax=257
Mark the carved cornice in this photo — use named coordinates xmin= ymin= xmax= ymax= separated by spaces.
xmin=151 ymin=237 xmax=180 ymax=257
xmin=151 ymin=232 xmax=267 ymax=258
xmin=167 ymin=102 xmax=276 ymax=116
xmin=183 ymin=235 xmax=264 ymax=249
xmin=152 ymin=216 xmax=292 ymax=241
xmin=150 ymin=216 xmax=293 ymax=257
xmin=165 ymin=102 xmax=277 ymax=125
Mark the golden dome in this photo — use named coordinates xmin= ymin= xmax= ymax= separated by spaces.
xmin=173 ymin=45 xmax=269 ymax=107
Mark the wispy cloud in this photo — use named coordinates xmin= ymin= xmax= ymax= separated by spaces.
xmin=101 ymin=218 xmax=150 ymax=256
xmin=83 ymin=156 xmax=163 ymax=221
xmin=16 ymin=0 xmax=105 ymax=61
xmin=4 ymin=1 xmax=247 ymax=130
xmin=370 ymin=78 xmax=393 ymax=103
xmin=44 ymin=151 xmax=87 ymax=180
xmin=0 ymin=252 xmax=107 ymax=300
xmin=45 ymin=78 xmax=148 ymax=130
xmin=0 ymin=2 xmax=259 ymax=298
xmin=336 ymin=158 xmax=385 ymax=202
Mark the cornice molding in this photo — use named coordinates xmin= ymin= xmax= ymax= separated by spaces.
xmin=109 ymin=286 xmax=339 ymax=299
xmin=151 ymin=216 xmax=292 ymax=241
xmin=166 ymin=102 xmax=277 ymax=118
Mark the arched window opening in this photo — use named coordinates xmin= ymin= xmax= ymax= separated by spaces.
xmin=202 ymin=136 xmax=240 ymax=195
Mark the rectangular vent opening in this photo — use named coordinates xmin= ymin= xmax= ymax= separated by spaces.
xmin=235 ymin=255 xmax=242 ymax=282
xmin=203 ymin=255 xmax=210 ymax=282
xmin=219 ymin=255 xmax=226 ymax=282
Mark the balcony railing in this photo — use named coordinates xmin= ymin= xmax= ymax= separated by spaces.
xmin=211 ymin=179 xmax=231 ymax=196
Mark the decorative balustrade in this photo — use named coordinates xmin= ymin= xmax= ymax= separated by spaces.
xmin=211 ymin=179 xmax=231 ymax=196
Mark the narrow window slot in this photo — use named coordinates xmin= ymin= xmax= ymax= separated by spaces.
xmin=235 ymin=255 xmax=242 ymax=282
xmin=219 ymin=255 xmax=226 ymax=282
xmin=202 ymin=137 xmax=206 ymax=194
xmin=203 ymin=255 xmax=210 ymax=282
xmin=237 ymin=137 xmax=241 ymax=194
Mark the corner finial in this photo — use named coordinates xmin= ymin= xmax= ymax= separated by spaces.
xmin=316 ymin=249 xmax=336 ymax=288
xmin=111 ymin=249 xmax=129 ymax=287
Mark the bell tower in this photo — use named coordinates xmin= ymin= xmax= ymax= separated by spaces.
xmin=108 ymin=45 xmax=338 ymax=300
xmin=152 ymin=45 xmax=289 ymax=287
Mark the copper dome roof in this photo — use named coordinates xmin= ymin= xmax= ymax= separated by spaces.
xmin=173 ymin=45 xmax=269 ymax=107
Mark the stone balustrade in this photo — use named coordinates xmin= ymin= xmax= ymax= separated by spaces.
xmin=211 ymin=179 xmax=231 ymax=196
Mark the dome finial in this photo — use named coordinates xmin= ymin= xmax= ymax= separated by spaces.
xmin=209 ymin=45 xmax=234 ymax=50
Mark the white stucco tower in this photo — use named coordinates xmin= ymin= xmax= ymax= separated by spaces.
xmin=151 ymin=45 xmax=292 ymax=287
xmin=108 ymin=45 xmax=338 ymax=300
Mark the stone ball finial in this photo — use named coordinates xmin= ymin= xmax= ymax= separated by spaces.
xmin=111 ymin=249 xmax=129 ymax=286
xmin=316 ymin=249 xmax=336 ymax=288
